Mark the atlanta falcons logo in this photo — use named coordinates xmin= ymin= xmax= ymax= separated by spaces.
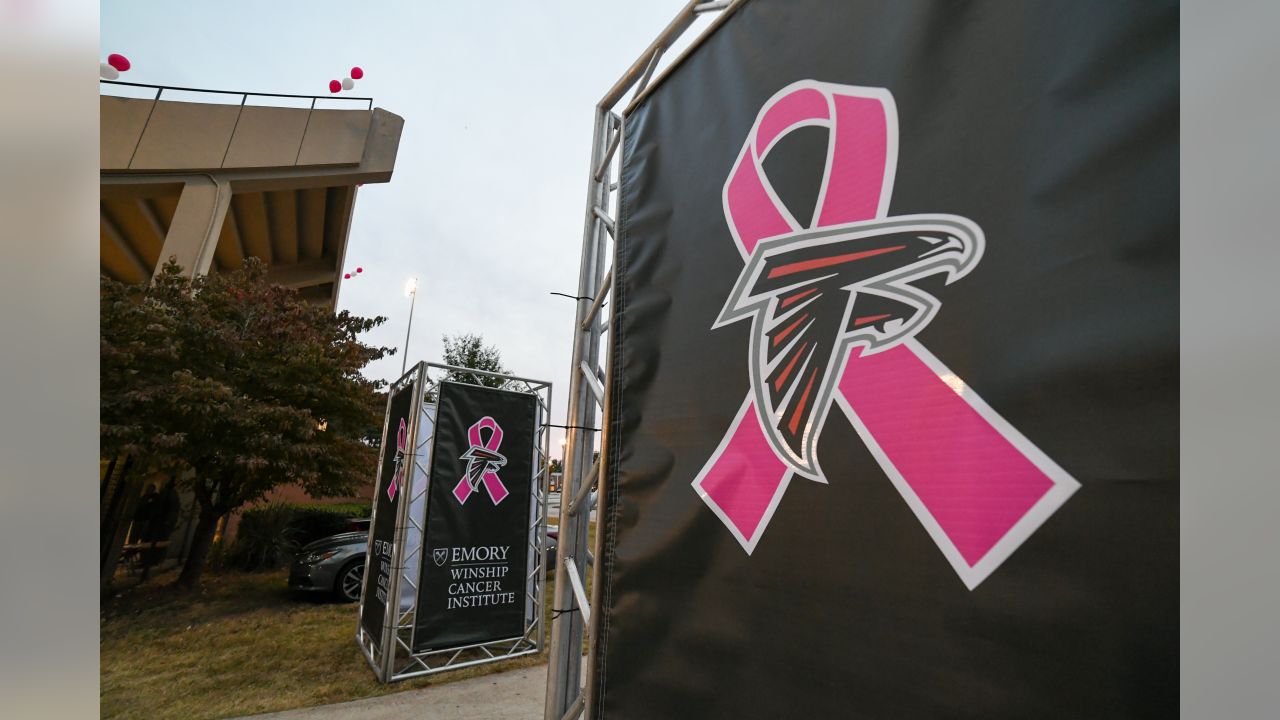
xmin=716 ymin=215 xmax=983 ymax=478
xmin=461 ymin=443 xmax=507 ymax=493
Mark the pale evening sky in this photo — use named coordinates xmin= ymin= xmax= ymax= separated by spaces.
xmin=100 ymin=0 xmax=714 ymax=450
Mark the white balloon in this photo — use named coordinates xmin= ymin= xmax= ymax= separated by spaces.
xmin=100 ymin=63 xmax=119 ymax=80
xmin=341 ymin=77 xmax=354 ymax=91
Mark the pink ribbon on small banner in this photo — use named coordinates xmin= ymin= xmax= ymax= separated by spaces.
xmin=455 ymin=416 xmax=510 ymax=505
xmin=692 ymin=81 xmax=1079 ymax=589
xmin=387 ymin=418 xmax=408 ymax=503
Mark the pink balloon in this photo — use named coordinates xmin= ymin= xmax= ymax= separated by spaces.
xmin=350 ymin=66 xmax=364 ymax=80
xmin=344 ymin=273 xmax=351 ymax=279
xmin=328 ymin=79 xmax=341 ymax=93
xmin=107 ymin=53 xmax=131 ymax=72
xmin=356 ymin=267 xmax=363 ymax=273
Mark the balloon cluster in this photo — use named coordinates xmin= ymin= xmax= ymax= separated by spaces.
xmin=328 ymin=66 xmax=365 ymax=94
xmin=343 ymin=266 xmax=364 ymax=280
xmin=100 ymin=53 xmax=131 ymax=80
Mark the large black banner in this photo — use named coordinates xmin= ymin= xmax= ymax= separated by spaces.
xmin=360 ymin=377 xmax=417 ymax=641
xmin=413 ymin=382 xmax=537 ymax=651
xmin=593 ymin=1 xmax=1176 ymax=718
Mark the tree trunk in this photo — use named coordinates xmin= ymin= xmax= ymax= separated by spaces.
xmin=100 ymin=457 xmax=141 ymax=599
xmin=176 ymin=503 xmax=218 ymax=589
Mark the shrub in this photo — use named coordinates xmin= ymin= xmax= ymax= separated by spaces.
xmin=205 ymin=537 xmax=229 ymax=573
xmin=288 ymin=507 xmax=360 ymax=547
xmin=228 ymin=503 xmax=298 ymax=571
xmin=229 ymin=502 xmax=371 ymax=570
xmin=302 ymin=502 xmax=369 ymax=518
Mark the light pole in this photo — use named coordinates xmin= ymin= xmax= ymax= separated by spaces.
xmin=401 ymin=277 xmax=418 ymax=375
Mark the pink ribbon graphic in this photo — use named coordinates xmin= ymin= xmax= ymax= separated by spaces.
xmin=388 ymin=418 xmax=408 ymax=503
xmin=455 ymin=416 xmax=510 ymax=505
xmin=692 ymin=81 xmax=1079 ymax=589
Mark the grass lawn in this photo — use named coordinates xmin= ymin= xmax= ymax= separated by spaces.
xmin=100 ymin=569 xmax=553 ymax=720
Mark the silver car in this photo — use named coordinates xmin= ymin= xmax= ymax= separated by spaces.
xmin=288 ymin=520 xmax=371 ymax=602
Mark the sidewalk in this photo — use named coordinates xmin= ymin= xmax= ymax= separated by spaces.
xmin=239 ymin=663 xmax=547 ymax=720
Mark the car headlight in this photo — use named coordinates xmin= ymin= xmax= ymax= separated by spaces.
xmin=301 ymin=550 xmax=339 ymax=565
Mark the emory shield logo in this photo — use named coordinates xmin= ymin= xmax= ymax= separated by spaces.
xmin=432 ymin=548 xmax=448 ymax=567
xmin=693 ymin=81 xmax=1080 ymax=589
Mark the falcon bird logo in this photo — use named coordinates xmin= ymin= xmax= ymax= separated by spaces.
xmin=461 ymin=441 xmax=507 ymax=493
xmin=715 ymin=215 xmax=983 ymax=479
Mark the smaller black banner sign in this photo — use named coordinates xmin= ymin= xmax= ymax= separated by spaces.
xmin=414 ymin=382 xmax=537 ymax=652
xmin=359 ymin=378 xmax=417 ymax=642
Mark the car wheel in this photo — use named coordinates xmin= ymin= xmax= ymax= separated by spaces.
xmin=335 ymin=559 xmax=365 ymax=602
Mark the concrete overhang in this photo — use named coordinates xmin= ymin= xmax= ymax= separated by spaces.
xmin=100 ymin=89 xmax=404 ymax=307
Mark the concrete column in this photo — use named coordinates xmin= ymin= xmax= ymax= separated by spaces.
xmin=154 ymin=176 xmax=232 ymax=278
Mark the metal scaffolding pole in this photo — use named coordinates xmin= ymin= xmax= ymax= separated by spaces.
xmin=544 ymin=103 xmax=612 ymax=720
xmin=544 ymin=3 xmax=746 ymax=719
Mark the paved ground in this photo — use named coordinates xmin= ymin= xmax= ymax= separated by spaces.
xmin=239 ymin=663 xmax=547 ymax=720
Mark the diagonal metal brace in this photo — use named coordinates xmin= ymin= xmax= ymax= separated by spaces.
xmin=580 ymin=361 xmax=605 ymax=405
xmin=592 ymin=206 xmax=615 ymax=237
xmin=580 ymin=269 xmax=612 ymax=331
xmin=563 ymin=556 xmax=591 ymax=626
xmin=593 ymin=128 xmax=622 ymax=182
xmin=559 ymin=693 xmax=585 ymax=720
xmin=567 ymin=459 xmax=600 ymax=517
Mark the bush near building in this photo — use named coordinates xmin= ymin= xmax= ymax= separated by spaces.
xmin=227 ymin=503 xmax=370 ymax=571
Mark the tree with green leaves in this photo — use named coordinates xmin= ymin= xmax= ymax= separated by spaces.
xmin=441 ymin=332 xmax=510 ymax=387
xmin=101 ymin=259 xmax=392 ymax=588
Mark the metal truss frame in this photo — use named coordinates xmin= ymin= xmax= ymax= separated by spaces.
xmin=356 ymin=364 xmax=423 ymax=681
xmin=543 ymin=2 xmax=748 ymax=718
xmin=357 ymin=361 xmax=554 ymax=683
